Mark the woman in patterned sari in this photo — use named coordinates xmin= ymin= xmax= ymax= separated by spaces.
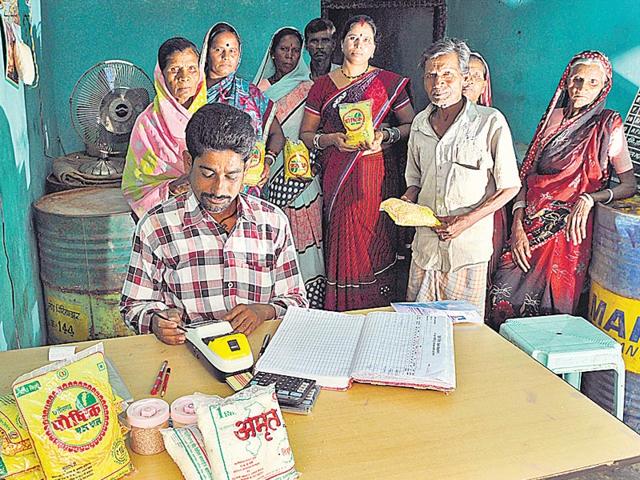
xmin=122 ymin=37 xmax=207 ymax=218
xmin=489 ymin=51 xmax=637 ymax=328
xmin=300 ymin=15 xmax=415 ymax=311
xmin=254 ymin=27 xmax=326 ymax=308
xmin=200 ymin=22 xmax=285 ymax=195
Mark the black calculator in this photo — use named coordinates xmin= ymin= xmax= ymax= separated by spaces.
xmin=249 ymin=371 xmax=316 ymax=407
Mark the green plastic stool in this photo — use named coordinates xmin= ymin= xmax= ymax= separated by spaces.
xmin=500 ymin=314 xmax=625 ymax=420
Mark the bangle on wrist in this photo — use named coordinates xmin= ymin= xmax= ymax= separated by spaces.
xmin=579 ymin=193 xmax=594 ymax=207
xmin=511 ymin=200 xmax=526 ymax=215
xmin=383 ymin=127 xmax=401 ymax=144
xmin=313 ymin=133 xmax=325 ymax=150
xmin=264 ymin=152 xmax=276 ymax=166
xmin=602 ymin=188 xmax=614 ymax=205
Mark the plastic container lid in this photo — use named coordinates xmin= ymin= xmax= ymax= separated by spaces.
xmin=171 ymin=395 xmax=198 ymax=425
xmin=127 ymin=398 xmax=170 ymax=429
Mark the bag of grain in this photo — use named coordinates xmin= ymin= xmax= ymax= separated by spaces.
xmin=12 ymin=343 xmax=132 ymax=480
xmin=161 ymin=424 xmax=212 ymax=480
xmin=193 ymin=386 xmax=297 ymax=480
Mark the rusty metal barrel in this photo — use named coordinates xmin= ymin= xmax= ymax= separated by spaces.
xmin=33 ymin=187 xmax=136 ymax=343
xmin=582 ymin=195 xmax=640 ymax=431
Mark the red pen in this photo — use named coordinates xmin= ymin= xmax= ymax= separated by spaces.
xmin=150 ymin=360 xmax=168 ymax=395
xmin=160 ymin=367 xmax=171 ymax=398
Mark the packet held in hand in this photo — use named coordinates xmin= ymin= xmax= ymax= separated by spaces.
xmin=161 ymin=424 xmax=212 ymax=480
xmin=339 ymin=99 xmax=374 ymax=147
xmin=194 ymin=385 xmax=297 ymax=480
xmin=284 ymin=140 xmax=312 ymax=182
xmin=12 ymin=343 xmax=132 ymax=480
xmin=380 ymin=198 xmax=441 ymax=227
xmin=244 ymin=141 xmax=266 ymax=186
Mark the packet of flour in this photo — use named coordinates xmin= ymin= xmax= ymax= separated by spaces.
xmin=194 ymin=385 xmax=297 ymax=480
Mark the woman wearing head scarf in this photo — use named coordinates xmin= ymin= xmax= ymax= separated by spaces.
xmin=201 ymin=22 xmax=285 ymax=195
xmin=489 ymin=51 xmax=637 ymax=328
xmin=122 ymin=37 xmax=207 ymax=219
xmin=254 ymin=27 xmax=325 ymax=308
xmin=463 ymin=52 xmax=492 ymax=107
xmin=300 ymin=15 xmax=415 ymax=311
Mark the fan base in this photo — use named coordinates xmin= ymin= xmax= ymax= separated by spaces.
xmin=77 ymin=158 xmax=124 ymax=177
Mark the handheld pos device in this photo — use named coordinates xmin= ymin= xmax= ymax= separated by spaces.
xmin=184 ymin=321 xmax=254 ymax=381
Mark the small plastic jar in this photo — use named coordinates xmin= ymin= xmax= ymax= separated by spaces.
xmin=127 ymin=398 xmax=170 ymax=455
xmin=171 ymin=395 xmax=197 ymax=428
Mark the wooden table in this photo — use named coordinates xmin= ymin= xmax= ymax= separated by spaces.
xmin=2 ymin=321 xmax=640 ymax=479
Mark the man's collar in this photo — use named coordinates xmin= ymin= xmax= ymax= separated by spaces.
xmin=416 ymin=97 xmax=477 ymax=137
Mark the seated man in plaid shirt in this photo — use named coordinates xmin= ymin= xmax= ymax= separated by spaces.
xmin=120 ymin=103 xmax=308 ymax=345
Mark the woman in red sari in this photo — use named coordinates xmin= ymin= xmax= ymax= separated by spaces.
xmin=300 ymin=15 xmax=415 ymax=311
xmin=489 ymin=51 xmax=637 ymax=328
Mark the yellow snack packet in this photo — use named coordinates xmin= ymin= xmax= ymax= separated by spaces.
xmin=380 ymin=198 xmax=441 ymax=227
xmin=244 ymin=141 xmax=266 ymax=187
xmin=12 ymin=343 xmax=132 ymax=480
xmin=339 ymin=99 xmax=374 ymax=147
xmin=284 ymin=139 xmax=312 ymax=182
xmin=5 ymin=466 xmax=45 ymax=480
xmin=8 ymin=468 xmax=45 ymax=480
xmin=0 ymin=394 xmax=32 ymax=456
xmin=0 ymin=449 xmax=40 ymax=478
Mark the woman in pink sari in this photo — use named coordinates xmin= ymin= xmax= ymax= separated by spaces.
xmin=300 ymin=15 xmax=415 ymax=311
xmin=489 ymin=51 xmax=637 ymax=328
xmin=122 ymin=37 xmax=207 ymax=218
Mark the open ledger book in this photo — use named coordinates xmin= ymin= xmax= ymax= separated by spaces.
xmin=255 ymin=307 xmax=455 ymax=392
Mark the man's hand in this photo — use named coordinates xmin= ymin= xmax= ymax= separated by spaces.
xmin=151 ymin=308 xmax=185 ymax=345
xmin=400 ymin=186 xmax=420 ymax=204
xmin=223 ymin=304 xmax=276 ymax=335
xmin=168 ymin=175 xmax=190 ymax=196
xmin=432 ymin=215 xmax=472 ymax=241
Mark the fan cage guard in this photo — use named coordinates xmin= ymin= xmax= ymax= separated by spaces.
xmin=70 ymin=60 xmax=154 ymax=158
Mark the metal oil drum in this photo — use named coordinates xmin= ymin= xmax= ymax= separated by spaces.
xmin=33 ymin=187 xmax=135 ymax=343
xmin=582 ymin=195 xmax=640 ymax=431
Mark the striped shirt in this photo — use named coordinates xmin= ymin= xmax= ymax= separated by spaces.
xmin=120 ymin=190 xmax=307 ymax=333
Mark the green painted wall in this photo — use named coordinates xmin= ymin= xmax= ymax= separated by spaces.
xmin=447 ymin=0 xmax=640 ymax=144
xmin=41 ymin=0 xmax=320 ymax=156
xmin=0 ymin=0 xmax=46 ymax=350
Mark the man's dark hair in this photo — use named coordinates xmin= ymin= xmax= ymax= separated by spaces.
xmin=270 ymin=28 xmax=303 ymax=56
xmin=304 ymin=18 xmax=336 ymax=43
xmin=158 ymin=37 xmax=199 ymax=71
xmin=185 ymin=103 xmax=256 ymax=161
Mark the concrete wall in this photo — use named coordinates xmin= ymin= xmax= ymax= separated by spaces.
xmin=0 ymin=0 xmax=46 ymax=350
xmin=447 ymin=0 xmax=640 ymax=144
xmin=41 ymin=0 xmax=320 ymax=156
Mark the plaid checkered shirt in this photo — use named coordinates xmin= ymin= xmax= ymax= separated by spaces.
xmin=120 ymin=190 xmax=308 ymax=333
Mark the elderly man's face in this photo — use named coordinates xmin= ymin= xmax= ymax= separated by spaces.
xmin=162 ymin=49 xmax=200 ymax=106
xmin=567 ymin=63 xmax=606 ymax=110
xmin=187 ymin=149 xmax=246 ymax=214
xmin=424 ymin=52 xmax=466 ymax=108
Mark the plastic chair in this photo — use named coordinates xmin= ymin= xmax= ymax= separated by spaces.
xmin=499 ymin=314 xmax=625 ymax=420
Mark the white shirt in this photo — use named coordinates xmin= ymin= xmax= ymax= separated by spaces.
xmin=406 ymin=100 xmax=521 ymax=272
